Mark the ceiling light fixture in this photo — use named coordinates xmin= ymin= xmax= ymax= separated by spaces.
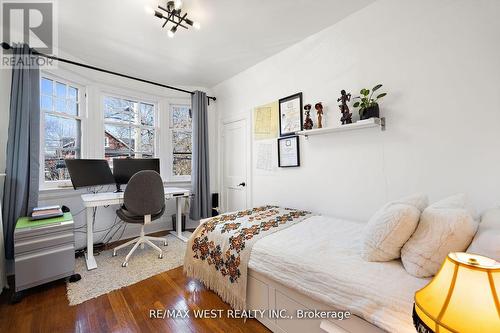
xmin=153 ymin=0 xmax=200 ymax=38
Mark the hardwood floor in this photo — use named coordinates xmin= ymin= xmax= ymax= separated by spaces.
xmin=0 ymin=266 xmax=271 ymax=333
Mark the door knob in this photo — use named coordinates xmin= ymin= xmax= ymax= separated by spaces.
xmin=238 ymin=182 xmax=246 ymax=187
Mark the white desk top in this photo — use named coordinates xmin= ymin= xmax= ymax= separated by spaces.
xmin=81 ymin=187 xmax=190 ymax=207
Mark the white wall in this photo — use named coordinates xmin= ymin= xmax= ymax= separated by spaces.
xmin=0 ymin=52 xmax=219 ymax=249
xmin=213 ymin=0 xmax=500 ymax=221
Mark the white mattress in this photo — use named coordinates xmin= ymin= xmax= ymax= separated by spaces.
xmin=248 ymin=215 xmax=430 ymax=333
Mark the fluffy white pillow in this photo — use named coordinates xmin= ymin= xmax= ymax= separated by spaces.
xmin=361 ymin=194 xmax=428 ymax=262
xmin=467 ymin=208 xmax=500 ymax=262
xmin=401 ymin=194 xmax=478 ymax=278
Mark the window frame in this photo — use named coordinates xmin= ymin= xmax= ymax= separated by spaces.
xmin=101 ymin=91 xmax=160 ymax=164
xmin=168 ymin=101 xmax=192 ymax=182
xmin=39 ymin=72 xmax=86 ymax=189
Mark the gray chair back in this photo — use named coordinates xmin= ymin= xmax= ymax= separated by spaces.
xmin=123 ymin=170 xmax=165 ymax=216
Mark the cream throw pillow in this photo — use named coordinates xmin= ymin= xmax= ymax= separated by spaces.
xmin=467 ymin=208 xmax=500 ymax=262
xmin=361 ymin=194 xmax=428 ymax=262
xmin=401 ymin=194 xmax=478 ymax=278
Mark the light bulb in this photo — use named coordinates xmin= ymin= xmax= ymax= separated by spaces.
xmin=167 ymin=30 xmax=175 ymax=38
xmin=145 ymin=5 xmax=154 ymax=15
xmin=174 ymin=0 xmax=182 ymax=10
xmin=193 ymin=21 xmax=201 ymax=30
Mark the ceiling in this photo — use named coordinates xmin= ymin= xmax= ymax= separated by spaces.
xmin=57 ymin=0 xmax=375 ymax=88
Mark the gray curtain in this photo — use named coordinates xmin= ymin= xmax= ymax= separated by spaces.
xmin=2 ymin=44 xmax=40 ymax=259
xmin=189 ymin=91 xmax=211 ymax=220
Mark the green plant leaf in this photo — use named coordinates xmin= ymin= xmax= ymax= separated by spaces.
xmin=376 ymin=93 xmax=387 ymax=99
xmin=372 ymin=84 xmax=382 ymax=92
xmin=353 ymin=102 xmax=360 ymax=108
xmin=361 ymin=89 xmax=370 ymax=96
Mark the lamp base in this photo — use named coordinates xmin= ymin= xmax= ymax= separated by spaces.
xmin=413 ymin=304 xmax=435 ymax=333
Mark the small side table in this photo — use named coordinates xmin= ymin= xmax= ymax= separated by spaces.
xmin=13 ymin=212 xmax=80 ymax=302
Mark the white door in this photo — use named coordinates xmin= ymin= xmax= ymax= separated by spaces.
xmin=222 ymin=118 xmax=249 ymax=212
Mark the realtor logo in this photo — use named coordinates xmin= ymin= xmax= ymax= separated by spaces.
xmin=1 ymin=0 xmax=57 ymax=68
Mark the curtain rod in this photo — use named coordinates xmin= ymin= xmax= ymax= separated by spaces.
xmin=1 ymin=42 xmax=216 ymax=103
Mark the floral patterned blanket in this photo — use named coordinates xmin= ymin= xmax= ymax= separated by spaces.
xmin=184 ymin=206 xmax=313 ymax=310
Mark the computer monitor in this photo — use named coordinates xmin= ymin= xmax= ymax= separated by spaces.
xmin=65 ymin=159 xmax=116 ymax=190
xmin=112 ymin=158 xmax=161 ymax=192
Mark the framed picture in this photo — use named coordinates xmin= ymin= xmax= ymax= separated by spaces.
xmin=279 ymin=92 xmax=303 ymax=136
xmin=278 ymin=136 xmax=300 ymax=167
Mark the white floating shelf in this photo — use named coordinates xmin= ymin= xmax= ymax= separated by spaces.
xmin=297 ymin=117 xmax=385 ymax=138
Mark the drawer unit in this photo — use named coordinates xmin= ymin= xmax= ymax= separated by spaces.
xmin=15 ymin=244 xmax=75 ymax=290
xmin=15 ymin=222 xmax=74 ymax=254
xmin=14 ymin=214 xmax=77 ymax=293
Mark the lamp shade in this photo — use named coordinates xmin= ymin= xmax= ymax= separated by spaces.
xmin=414 ymin=252 xmax=500 ymax=333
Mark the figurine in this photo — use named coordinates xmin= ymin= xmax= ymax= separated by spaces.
xmin=315 ymin=102 xmax=324 ymax=128
xmin=337 ymin=90 xmax=352 ymax=125
xmin=303 ymin=104 xmax=313 ymax=130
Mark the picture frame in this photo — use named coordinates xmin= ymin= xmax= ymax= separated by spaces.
xmin=277 ymin=136 xmax=300 ymax=167
xmin=278 ymin=92 xmax=303 ymax=136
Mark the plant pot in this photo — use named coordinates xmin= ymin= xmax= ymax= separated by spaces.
xmin=360 ymin=104 xmax=380 ymax=120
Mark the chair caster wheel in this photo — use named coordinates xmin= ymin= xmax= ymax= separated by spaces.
xmin=112 ymin=252 xmax=117 ymax=257
xmin=122 ymin=262 xmax=128 ymax=267
xmin=158 ymin=253 xmax=163 ymax=259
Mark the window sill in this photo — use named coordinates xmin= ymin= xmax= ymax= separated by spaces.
xmin=39 ymin=181 xmax=191 ymax=200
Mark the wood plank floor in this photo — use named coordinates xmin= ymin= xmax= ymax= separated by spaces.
xmin=0 ymin=266 xmax=271 ymax=333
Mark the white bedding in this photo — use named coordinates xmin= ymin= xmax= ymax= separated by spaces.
xmin=248 ymin=215 xmax=430 ymax=333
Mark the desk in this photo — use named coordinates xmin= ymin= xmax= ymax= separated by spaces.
xmin=81 ymin=187 xmax=190 ymax=270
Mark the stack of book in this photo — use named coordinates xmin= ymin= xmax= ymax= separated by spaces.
xmin=31 ymin=205 xmax=64 ymax=220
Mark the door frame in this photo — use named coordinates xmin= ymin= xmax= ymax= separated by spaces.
xmin=219 ymin=112 xmax=253 ymax=213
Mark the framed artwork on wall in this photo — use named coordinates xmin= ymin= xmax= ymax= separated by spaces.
xmin=278 ymin=135 xmax=300 ymax=167
xmin=279 ymin=92 xmax=303 ymax=136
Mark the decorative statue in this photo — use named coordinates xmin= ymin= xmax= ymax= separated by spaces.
xmin=315 ymin=102 xmax=324 ymax=128
xmin=303 ymin=104 xmax=313 ymax=130
xmin=337 ymin=90 xmax=352 ymax=125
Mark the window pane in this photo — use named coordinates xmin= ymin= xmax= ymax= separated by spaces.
xmin=173 ymin=131 xmax=192 ymax=153
xmin=171 ymin=105 xmax=191 ymax=129
xmin=104 ymin=96 xmax=136 ymax=123
xmin=44 ymin=114 xmax=80 ymax=181
xmin=41 ymin=95 xmax=52 ymax=111
xmin=55 ymin=98 xmax=66 ymax=113
xmin=41 ymin=78 xmax=53 ymax=95
xmin=140 ymin=103 xmax=154 ymax=126
xmin=173 ymin=154 xmax=191 ymax=176
xmin=68 ymin=87 xmax=78 ymax=101
xmin=141 ymin=128 xmax=154 ymax=154
xmin=67 ymin=100 xmax=78 ymax=116
xmin=104 ymin=124 xmax=133 ymax=160
xmin=56 ymin=82 xmax=66 ymax=98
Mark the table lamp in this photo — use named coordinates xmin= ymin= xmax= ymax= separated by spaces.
xmin=413 ymin=252 xmax=500 ymax=333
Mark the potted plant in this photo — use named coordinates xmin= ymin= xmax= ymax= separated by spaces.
xmin=352 ymin=84 xmax=387 ymax=120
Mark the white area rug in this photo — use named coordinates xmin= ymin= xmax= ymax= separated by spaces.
xmin=66 ymin=235 xmax=186 ymax=305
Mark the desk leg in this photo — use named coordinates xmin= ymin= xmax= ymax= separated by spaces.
xmin=170 ymin=196 xmax=189 ymax=242
xmin=84 ymin=207 xmax=97 ymax=270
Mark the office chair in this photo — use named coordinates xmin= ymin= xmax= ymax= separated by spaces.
xmin=112 ymin=170 xmax=167 ymax=267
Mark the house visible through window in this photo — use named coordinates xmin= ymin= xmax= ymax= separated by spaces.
xmin=103 ymin=95 xmax=156 ymax=168
xmin=170 ymin=104 xmax=192 ymax=178
xmin=40 ymin=77 xmax=81 ymax=183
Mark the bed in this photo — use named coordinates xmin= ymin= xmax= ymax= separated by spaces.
xmin=247 ymin=215 xmax=429 ymax=333
xmin=185 ymin=208 xmax=430 ymax=333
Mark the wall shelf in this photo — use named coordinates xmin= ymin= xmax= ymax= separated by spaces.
xmin=297 ymin=117 xmax=385 ymax=138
